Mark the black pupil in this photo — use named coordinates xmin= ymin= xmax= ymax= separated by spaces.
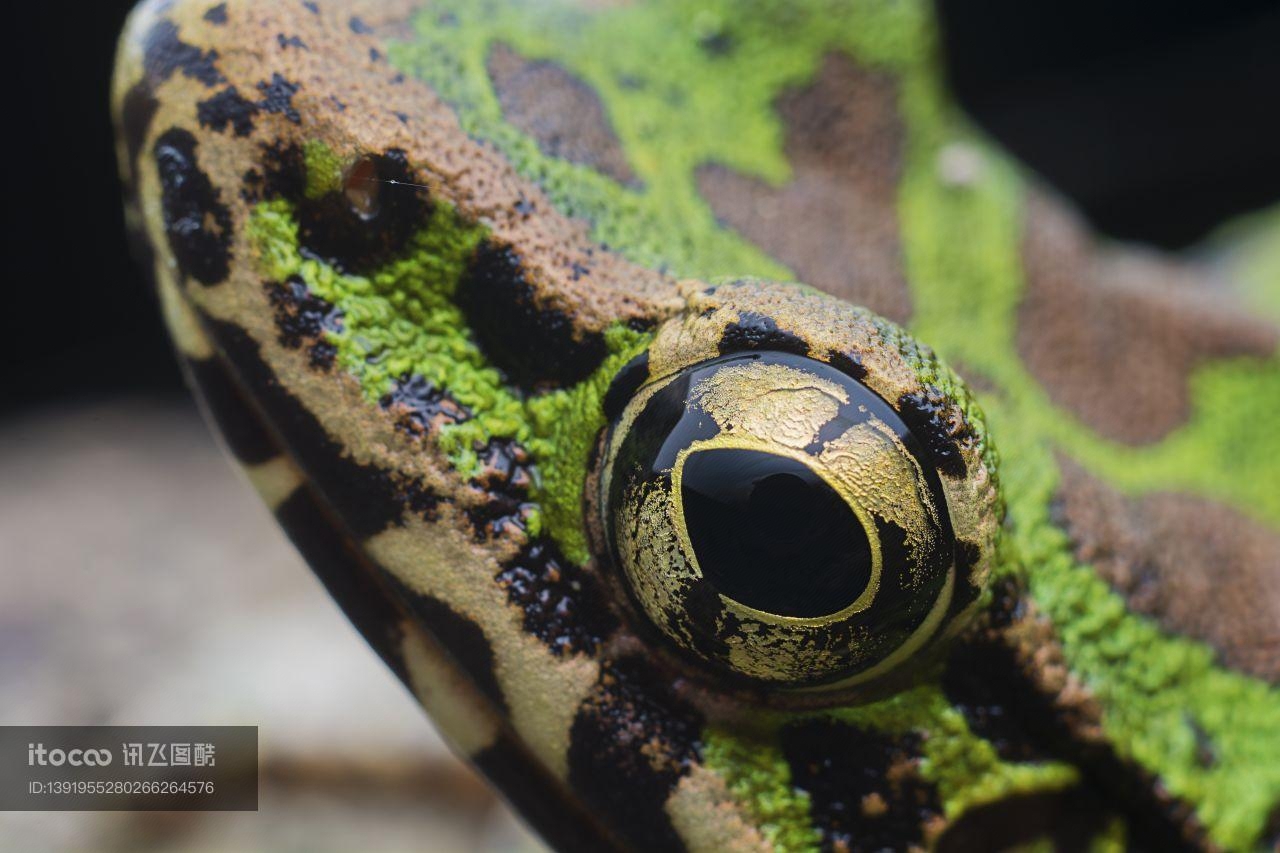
xmin=680 ymin=448 xmax=873 ymax=618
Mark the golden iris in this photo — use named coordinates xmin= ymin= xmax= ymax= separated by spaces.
xmin=599 ymin=351 xmax=959 ymax=689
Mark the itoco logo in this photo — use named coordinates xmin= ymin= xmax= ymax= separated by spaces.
xmin=27 ymin=743 xmax=112 ymax=767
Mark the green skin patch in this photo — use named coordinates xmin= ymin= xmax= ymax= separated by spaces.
xmin=239 ymin=0 xmax=1280 ymax=847
xmin=302 ymin=138 xmax=345 ymax=200
xmin=702 ymin=689 xmax=1084 ymax=853
xmin=246 ymin=194 xmax=651 ymax=562
xmin=829 ymin=687 xmax=1081 ymax=822
xmin=700 ymin=726 xmax=822 ymax=852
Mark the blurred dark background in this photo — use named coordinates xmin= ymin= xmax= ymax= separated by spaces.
xmin=6 ymin=0 xmax=1280 ymax=417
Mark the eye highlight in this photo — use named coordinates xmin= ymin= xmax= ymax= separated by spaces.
xmin=592 ymin=281 xmax=1001 ymax=694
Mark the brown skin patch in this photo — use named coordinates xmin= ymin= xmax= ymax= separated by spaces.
xmin=128 ymin=0 xmax=678 ymax=342
xmin=949 ymin=579 xmax=1106 ymax=758
xmin=1054 ymin=457 xmax=1280 ymax=682
xmin=696 ymin=53 xmax=912 ymax=324
xmin=487 ymin=43 xmax=638 ymax=187
xmin=997 ymin=597 xmax=1107 ymax=746
xmin=1017 ymin=192 xmax=1278 ymax=444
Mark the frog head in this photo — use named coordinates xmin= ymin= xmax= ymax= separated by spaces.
xmin=113 ymin=0 xmax=1279 ymax=850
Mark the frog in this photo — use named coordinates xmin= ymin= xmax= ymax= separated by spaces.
xmin=110 ymin=0 xmax=1280 ymax=850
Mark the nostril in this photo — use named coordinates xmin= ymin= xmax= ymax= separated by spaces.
xmin=343 ymin=155 xmax=381 ymax=219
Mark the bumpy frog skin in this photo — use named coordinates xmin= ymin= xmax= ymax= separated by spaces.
xmin=112 ymin=1 xmax=1279 ymax=850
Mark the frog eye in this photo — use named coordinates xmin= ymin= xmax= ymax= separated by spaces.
xmin=596 ymin=342 xmax=994 ymax=692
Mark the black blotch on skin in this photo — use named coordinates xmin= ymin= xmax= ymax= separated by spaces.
xmin=254 ymin=141 xmax=307 ymax=201
xmin=827 ymin=349 xmax=868 ymax=381
xmin=473 ymin=739 xmax=619 ymax=853
xmin=399 ymin=480 xmax=441 ymax=523
xmin=239 ymin=169 xmax=265 ymax=204
xmin=294 ymin=149 xmax=430 ymax=275
xmin=954 ymin=539 xmax=982 ymax=586
xmin=184 ymin=345 xmax=406 ymax=680
xmin=265 ymin=276 xmax=344 ymax=370
xmin=942 ymin=633 xmax=1050 ymax=763
xmin=302 ymin=1 xmax=319 ymax=14
xmin=308 ymin=342 xmax=337 ymax=371
xmin=473 ymin=439 xmax=535 ymax=494
xmin=275 ymin=488 xmax=411 ymax=682
xmin=625 ymin=315 xmax=655 ymax=334
xmin=153 ymin=128 xmax=232 ymax=286
xmin=397 ymin=592 xmax=508 ymax=714
xmin=183 ymin=356 xmax=280 ymax=466
xmin=718 ymin=311 xmax=810 ymax=357
xmin=265 ymin=276 xmax=342 ymax=343
xmin=945 ymin=538 xmax=984 ymax=622
xmin=568 ymin=658 xmax=702 ymax=851
xmin=203 ymin=3 xmax=227 ymax=24
xmin=495 ymin=540 xmax=617 ymax=656
xmin=205 ymin=319 xmax=406 ymax=538
xmin=602 ymin=351 xmax=650 ymax=421
xmin=897 ymin=387 xmax=974 ymax=479
xmin=199 ymin=72 xmax=319 ymax=137
xmin=781 ymin=719 xmax=942 ymax=853
xmin=464 ymin=439 xmax=538 ymax=540
xmin=349 ymin=15 xmax=373 ymax=34
xmin=197 ymin=86 xmax=260 ymax=137
xmin=278 ymin=33 xmax=308 ymax=50
xmin=942 ymin=607 xmax=1209 ymax=851
xmin=457 ymin=242 xmax=608 ymax=389
xmin=698 ymin=29 xmax=736 ymax=56
xmin=143 ymin=19 xmax=224 ymax=87
xmin=380 ymin=374 xmax=471 ymax=438
xmin=257 ymin=73 xmax=301 ymax=124
xmin=985 ymin=575 xmax=1025 ymax=631
xmin=1262 ymin=804 xmax=1280 ymax=852
xmin=936 ymin=787 xmax=1112 ymax=853
xmin=121 ymin=83 xmax=160 ymax=173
